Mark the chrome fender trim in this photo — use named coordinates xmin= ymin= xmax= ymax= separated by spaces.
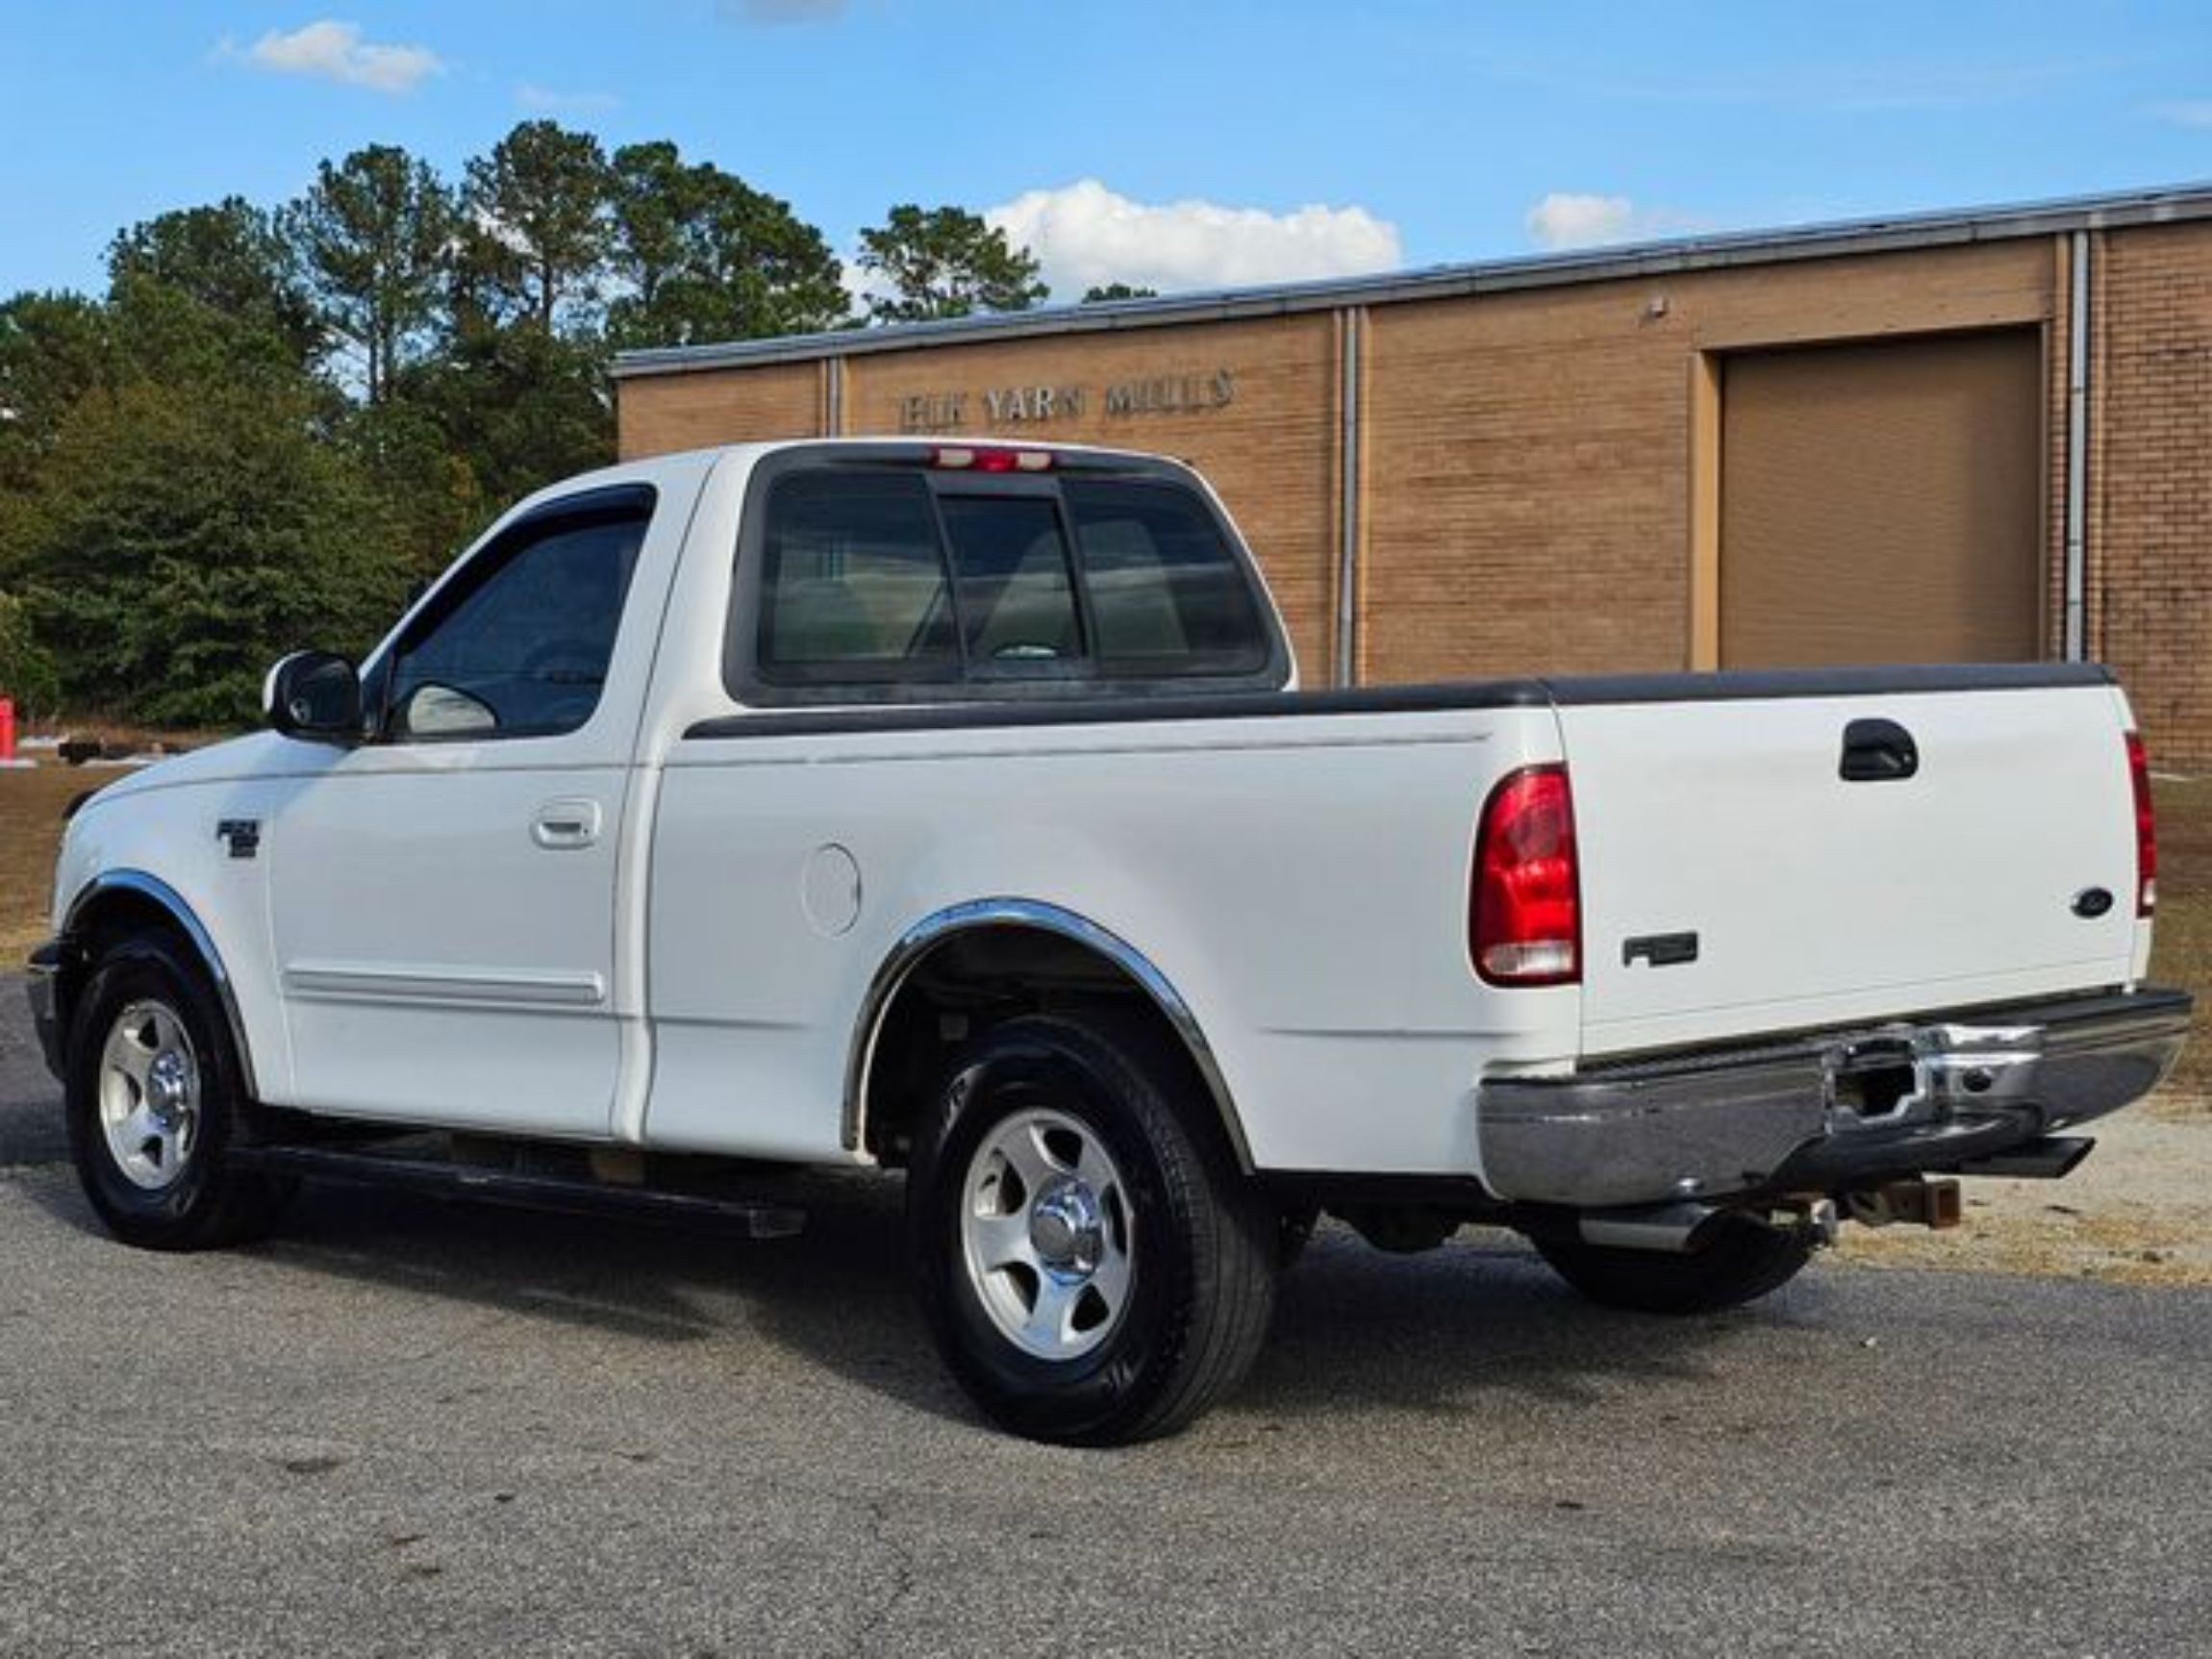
xmin=844 ymin=897 xmax=1253 ymax=1170
xmin=63 ymin=869 xmax=262 ymax=1100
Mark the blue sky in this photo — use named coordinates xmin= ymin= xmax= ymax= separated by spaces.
xmin=6 ymin=1 xmax=2212 ymax=303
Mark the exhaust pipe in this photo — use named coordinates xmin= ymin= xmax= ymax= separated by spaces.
xmin=1954 ymin=1136 xmax=2096 ymax=1180
xmin=1574 ymin=1198 xmax=1843 ymax=1254
xmin=1577 ymin=1202 xmax=1724 ymax=1254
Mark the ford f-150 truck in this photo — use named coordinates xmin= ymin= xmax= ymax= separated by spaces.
xmin=28 ymin=439 xmax=2191 ymax=1444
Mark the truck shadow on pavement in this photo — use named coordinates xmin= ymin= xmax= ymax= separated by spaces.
xmin=22 ymin=1166 xmax=1829 ymax=1436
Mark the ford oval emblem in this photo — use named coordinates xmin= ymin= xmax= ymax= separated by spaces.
xmin=2072 ymin=887 xmax=2116 ymax=919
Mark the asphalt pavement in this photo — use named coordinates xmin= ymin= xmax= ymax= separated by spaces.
xmin=0 ymin=972 xmax=62 ymax=1169
xmin=4 ymin=976 xmax=2210 ymax=1657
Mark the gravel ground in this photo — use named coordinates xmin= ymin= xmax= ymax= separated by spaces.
xmin=1841 ymin=1100 xmax=2212 ymax=1285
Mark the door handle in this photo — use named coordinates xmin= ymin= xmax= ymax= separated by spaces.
xmin=532 ymin=798 xmax=603 ymax=850
xmin=1839 ymin=718 xmax=1919 ymax=782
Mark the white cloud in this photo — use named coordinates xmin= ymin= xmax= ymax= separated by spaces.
xmin=841 ymin=259 xmax=892 ymax=316
xmin=2150 ymin=100 xmax=2212 ymax=129
xmin=1525 ymin=192 xmax=1638 ymax=251
xmin=239 ymin=20 xmax=443 ymax=95
xmin=985 ymin=179 xmax=1400 ymax=299
xmin=518 ymin=83 xmax=620 ymax=114
xmin=1524 ymin=191 xmax=1705 ymax=252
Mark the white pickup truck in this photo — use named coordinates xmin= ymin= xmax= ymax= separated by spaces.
xmin=29 ymin=439 xmax=2190 ymax=1444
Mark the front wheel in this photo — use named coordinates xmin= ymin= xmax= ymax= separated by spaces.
xmin=63 ymin=931 xmax=293 ymax=1250
xmin=907 ymin=1015 xmax=1278 ymax=1445
xmin=1532 ymin=1215 xmax=1814 ymax=1316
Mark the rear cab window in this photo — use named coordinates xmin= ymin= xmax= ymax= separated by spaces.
xmin=733 ymin=448 xmax=1285 ymax=703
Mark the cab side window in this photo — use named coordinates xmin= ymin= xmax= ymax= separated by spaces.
xmin=384 ymin=495 xmax=652 ymax=742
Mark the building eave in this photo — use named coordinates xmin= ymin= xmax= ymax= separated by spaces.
xmin=611 ymin=180 xmax=2212 ymax=381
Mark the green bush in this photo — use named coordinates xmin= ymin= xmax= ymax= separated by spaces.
xmin=0 ymin=591 xmax=61 ymax=717
xmin=16 ymin=376 xmax=413 ymax=727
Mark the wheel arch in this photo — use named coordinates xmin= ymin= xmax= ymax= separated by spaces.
xmin=846 ymin=898 xmax=1253 ymax=1173
xmin=58 ymin=870 xmax=261 ymax=1099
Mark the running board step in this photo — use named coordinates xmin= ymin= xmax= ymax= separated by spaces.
xmin=231 ymin=1144 xmax=807 ymax=1239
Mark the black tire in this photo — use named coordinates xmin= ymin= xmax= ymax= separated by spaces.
xmin=63 ymin=930 xmax=293 ymax=1250
xmin=1276 ymin=1204 xmax=1321 ymax=1269
xmin=1532 ymin=1214 xmax=1813 ymax=1316
xmin=907 ymin=1014 xmax=1278 ymax=1445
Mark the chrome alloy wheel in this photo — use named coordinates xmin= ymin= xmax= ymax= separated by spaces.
xmin=960 ymin=1107 xmax=1136 ymax=1362
xmin=97 ymin=999 xmax=201 ymax=1192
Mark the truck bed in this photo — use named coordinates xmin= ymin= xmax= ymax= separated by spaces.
xmin=661 ymin=659 xmax=2142 ymax=1179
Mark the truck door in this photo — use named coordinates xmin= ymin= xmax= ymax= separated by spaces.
xmin=264 ymin=486 xmax=661 ymax=1136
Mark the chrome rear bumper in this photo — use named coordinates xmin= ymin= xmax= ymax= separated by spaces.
xmin=1476 ymin=988 xmax=2192 ymax=1208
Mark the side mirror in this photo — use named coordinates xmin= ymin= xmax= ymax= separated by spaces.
xmin=264 ymin=651 xmax=364 ymax=742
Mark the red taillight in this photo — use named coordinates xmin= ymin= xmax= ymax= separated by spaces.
xmin=1471 ymin=765 xmax=1581 ymax=986
xmin=2127 ymin=730 xmax=2157 ymax=917
xmin=932 ymin=444 xmax=1053 ymax=473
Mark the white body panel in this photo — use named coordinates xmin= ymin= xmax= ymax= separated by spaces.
xmin=263 ymin=754 xmax=633 ymax=1134
xmin=44 ymin=440 xmax=2157 ymax=1190
xmin=54 ymin=735 xmax=313 ymax=1099
xmin=1563 ymin=685 xmax=2145 ymax=1056
xmin=644 ymin=709 xmax=1566 ymax=1173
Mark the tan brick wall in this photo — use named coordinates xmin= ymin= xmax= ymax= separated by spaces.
xmin=1362 ymin=241 xmax=2055 ymax=682
xmin=2094 ymin=219 xmax=2212 ymax=768
xmin=618 ymin=316 xmax=1343 ymax=678
xmin=843 ymin=315 xmax=1341 ymax=678
xmin=616 ymin=362 xmax=823 ymax=460
xmin=616 ymin=239 xmax=2093 ymax=707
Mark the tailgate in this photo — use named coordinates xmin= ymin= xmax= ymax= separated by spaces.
xmin=1558 ymin=674 xmax=2143 ymax=1058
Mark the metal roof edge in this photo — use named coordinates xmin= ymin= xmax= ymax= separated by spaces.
xmin=611 ymin=181 xmax=2212 ymax=380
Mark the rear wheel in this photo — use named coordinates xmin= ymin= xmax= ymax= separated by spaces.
xmin=1275 ymin=1203 xmax=1320 ymax=1269
xmin=64 ymin=931 xmax=293 ymax=1250
xmin=1532 ymin=1215 xmax=1813 ymax=1315
xmin=907 ymin=1014 xmax=1277 ymax=1445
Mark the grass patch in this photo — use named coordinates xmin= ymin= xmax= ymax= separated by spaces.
xmin=0 ymin=722 xmax=233 ymax=963
xmin=0 ymin=764 xmax=107 ymax=962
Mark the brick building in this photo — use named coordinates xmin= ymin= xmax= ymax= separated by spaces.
xmin=613 ymin=186 xmax=2212 ymax=767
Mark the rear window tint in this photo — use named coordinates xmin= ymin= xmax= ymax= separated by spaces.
xmin=939 ymin=494 xmax=1085 ymax=667
xmin=757 ymin=473 xmax=958 ymax=676
xmin=1064 ymin=481 xmax=1269 ymax=673
xmin=746 ymin=464 xmax=1277 ymax=691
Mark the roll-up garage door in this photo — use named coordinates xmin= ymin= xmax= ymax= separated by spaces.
xmin=1720 ymin=330 xmax=2043 ymax=666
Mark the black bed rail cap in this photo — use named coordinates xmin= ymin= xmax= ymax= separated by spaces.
xmin=682 ymin=662 xmax=2119 ymax=742
xmin=1539 ymin=662 xmax=2118 ymax=707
